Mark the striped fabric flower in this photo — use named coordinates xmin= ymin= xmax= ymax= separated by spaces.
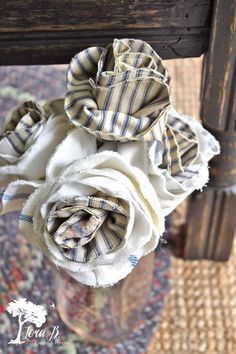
xmin=0 ymin=99 xmax=72 ymax=214
xmin=65 ymin=38 xmax=171 ymax=141
xmin=98 ymin=107 xmax=220 ymax=216
xmin=19 ymin=130 xmax=164 ymax=287
xmin=148 ymin=108 xmax=220 ymax=214
xmin=0 ymin=101 xmax=48 ymax=164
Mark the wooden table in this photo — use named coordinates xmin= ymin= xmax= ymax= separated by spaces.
xmin=0 ymin=0 xmax=235 ymax=260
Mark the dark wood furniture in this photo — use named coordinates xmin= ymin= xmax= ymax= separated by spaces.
xmin=1 ymin=0 xmax=235 ymax=260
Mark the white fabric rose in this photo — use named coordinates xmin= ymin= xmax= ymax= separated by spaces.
xmin=0 ymin=98 xmax=72 ymax=214
xmin=99 ymin=107 xmax=220 ymax=216
xmin=19 ymin=129 xmax=165 ymax=287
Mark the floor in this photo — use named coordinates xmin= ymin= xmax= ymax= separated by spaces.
xmin=147 ymin=57 xmax=236 ymax=354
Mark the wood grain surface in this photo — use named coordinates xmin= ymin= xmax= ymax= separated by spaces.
xmin=184 ymin=0 xmax=236 ymax=261
xmin=0 ymin=0 xmax=211 ymax=64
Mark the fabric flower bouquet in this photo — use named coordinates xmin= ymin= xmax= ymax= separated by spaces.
xmin=0 ymin=39 xmax=220 ymax=288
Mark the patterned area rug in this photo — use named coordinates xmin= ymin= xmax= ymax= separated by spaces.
xmin=0 ymin=66 xmax=171 ymax=354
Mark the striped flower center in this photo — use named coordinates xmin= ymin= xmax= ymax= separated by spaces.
xmin=0 ymin=101 xmax=47 ymax=159
xmin=47 ymin=196 xmax=128 ymax=263
xmin=161 ymin=116 xmax=198 ymax=180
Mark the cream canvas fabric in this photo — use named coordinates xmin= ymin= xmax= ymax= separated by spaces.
xmin=99 ymin=107 xmax=220 ymax=216
xmin=0 ymin=99 xmax=72 ymax=214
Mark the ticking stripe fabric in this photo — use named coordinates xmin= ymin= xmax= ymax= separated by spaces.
xmin=160 ymin=113 xmax=198 ymax=179
xmin=0 ymin=101 xmax=49 ymax=163
xmin=47 ymin=195 xmax=128 ymax=263
xmin=0 ymin=99 xmax=72 ymax=215
xmin=98 ymin=108 xmax=220 ymax=217
xmin=65 ymin=38 xmax=171 ymax=141
xmin=148 ymin=107 xmax=220 ymax=215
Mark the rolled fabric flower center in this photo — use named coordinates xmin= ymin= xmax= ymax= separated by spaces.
xmin=160 ymin=114 xmax=198 ymax=180
xmin=0 ymin=101 xmax=48 ymax=158
xmin=65 ymin=38 xmax=171 ymax=141
xmin=47 ymin=195 xmax=128 ymax=263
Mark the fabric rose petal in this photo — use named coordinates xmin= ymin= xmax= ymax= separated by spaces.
xmin=65 ymin=38 xmax=171 ymax=141
xmin=19 ymin=133 xmax=165 ymax=287
xmin=148 ymin=108 xmax=220 ymax=214
xmin=0 ymin=98 xmax=72 ymax=214
xmin=99 ymin=107 xmax=220 ymax=216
